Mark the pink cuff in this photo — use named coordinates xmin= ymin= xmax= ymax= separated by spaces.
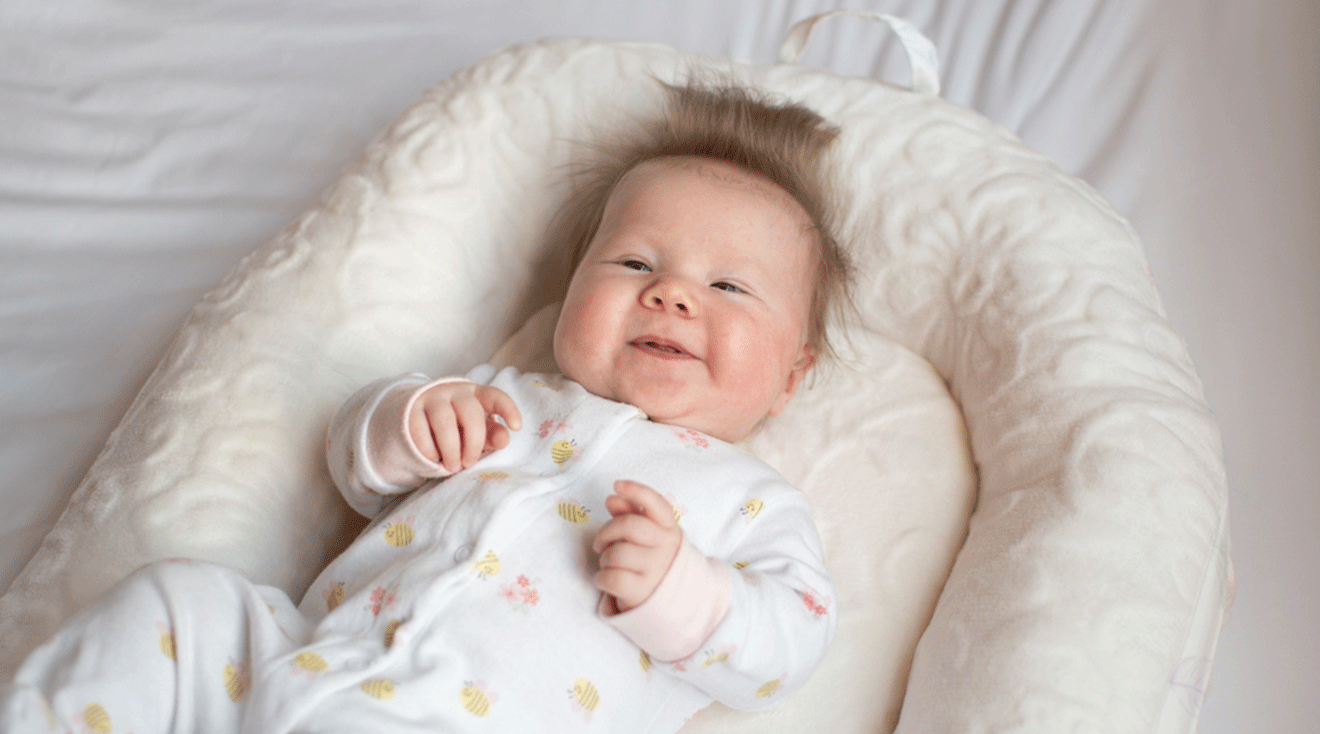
xmin=366 ymin=378 xmax=468 ymax=486
xmin=598 ymin=540 xmax=730 ymax=662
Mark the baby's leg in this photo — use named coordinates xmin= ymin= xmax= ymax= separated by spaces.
xmin=0 ymin=559 xmax=304 ymax=734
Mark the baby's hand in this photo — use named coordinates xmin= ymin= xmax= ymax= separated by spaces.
xmin=408 ymin=382 xmax=522 ymax=473
xmin=592 ymin=480 xmax=683 ymax=613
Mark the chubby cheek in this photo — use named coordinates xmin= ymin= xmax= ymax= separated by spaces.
xmin=713 ymin=319 xmax=796 ymax=409
xmin=554 ymin=283 xmax=615 ymax=382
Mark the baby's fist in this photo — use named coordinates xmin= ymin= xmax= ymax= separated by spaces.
xmin=408 ymin=382 xmax=522 ymax=473
xmin=592 ymin=480 xmax=683 ymax=612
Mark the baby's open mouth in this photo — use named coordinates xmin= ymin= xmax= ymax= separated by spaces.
xmin=631 ymin=337 xmax=692 ymax=359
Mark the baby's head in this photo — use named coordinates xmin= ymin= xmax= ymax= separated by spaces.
xmin=552 ymin=82 xmax=852 ymax=443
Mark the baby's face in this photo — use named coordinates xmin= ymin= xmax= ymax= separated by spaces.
xmin=553 ymin=156 xmax=816 ymax=443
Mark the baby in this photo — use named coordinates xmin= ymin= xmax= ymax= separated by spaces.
xmin=2 ymin=82 xmax=852 ymax=733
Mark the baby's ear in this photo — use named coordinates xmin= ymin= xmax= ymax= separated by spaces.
xmin=768 ymin=346 xmax=816 ymax=417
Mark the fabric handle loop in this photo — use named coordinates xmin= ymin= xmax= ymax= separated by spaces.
xmin=778 ymin=11 xmax=941 ymax=97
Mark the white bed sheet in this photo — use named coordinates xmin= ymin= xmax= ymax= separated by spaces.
xmin=2 ymin=0 xmax=1315 ymax=731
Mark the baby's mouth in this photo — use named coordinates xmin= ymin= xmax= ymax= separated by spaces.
xmin=631 ymin=337 xmax=693 ymax=359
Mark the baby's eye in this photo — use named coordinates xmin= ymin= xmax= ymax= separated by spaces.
xmin=621 ymin=260 xmax=651 ymax=272
xmin=711 ymin=281 xmax=742 ymax=293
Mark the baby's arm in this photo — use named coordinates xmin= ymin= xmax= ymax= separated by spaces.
xmin=326 ymin=371 xmax=520 ymax=517
xmin=595 ymin=480 xmax=835 ymax=711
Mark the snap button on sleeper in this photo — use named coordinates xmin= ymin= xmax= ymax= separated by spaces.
xmin=454 ymin=544 xmax=472 ymax=562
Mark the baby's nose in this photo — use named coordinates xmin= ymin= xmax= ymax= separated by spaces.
xmin=644 ymin=278 xmax=698 ymax=316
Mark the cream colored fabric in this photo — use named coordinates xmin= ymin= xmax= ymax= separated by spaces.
xmin=0 ymin=37 xmax=1227 ymax=734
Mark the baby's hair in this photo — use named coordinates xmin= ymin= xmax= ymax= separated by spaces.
xmin=555 ymin=78 xmax=854 ymax=363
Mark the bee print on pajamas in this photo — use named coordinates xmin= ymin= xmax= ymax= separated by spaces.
xmin=383 ymin=515 xmax=415 ymax=547
xmin=663 ymin=493 xmax=687 ymax=526
xmin=323 ymin=581 xmax=345 ymax=612
xmin=224 ymin=659 xmax=251 ymax=702
xmin=741 ymin=498 xmax=764 ymax=521
xmin=383 ymin=619 xmax=402 ymax=648
xmin=156 ymin=621 xmax=176 ymax=660
xmin=76 ymin=703 xmax=112 ymax=734
xmin=556 ymin=497 xmax=590 ymax=524
xmin=292 ymin=651 xmax=329 ymax=678
xmin=550 ymin=439 xmax=577 ymax=465
xmin=361 ymin=679 xmax=396 ymax=700
xmin=473 ymin=550 xmax=501 ymax=578
xmin=460 ymin=681 xmax=497 ymax=717
xmin=639 ymin=650 xmax=652 ymax=674
xmin=479 ymin=470 xmax=510 ymax=482
xmin=701 ymin=645 xmax=738 ymax=668
xmin=570 ymin=678 xmax=600 ymax=722
xmin=755 ymin=675 xmax=786 ymax=699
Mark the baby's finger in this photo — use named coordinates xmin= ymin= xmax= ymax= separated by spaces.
xmin=593 ymin=567 xmax=645 ymax=608
xmin=484 ymin=418 xmax=510 ymax=452
xmin=604 ymin=493 xmax=635 ymax=518
xmin=592 ymin=513 xmax=664 ymax=554
xmin=425 ymin=403 xmax=462 ymax=473
xmin=453 ymin=395 xmax=489 ymax=468
xmin=613 ymin=480 xmax=678 ymax=529
xmin=597 ymin=541 xmax=652 ymax=575
xmin=478 ymin=387 xmax=523 ymax=432
xmin=408 ymin=403 xmax=440 ymax=463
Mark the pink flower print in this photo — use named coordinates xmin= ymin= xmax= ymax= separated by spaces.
xmin=367 ymin=585 xmax=399 ymax=617
xmin=539 ymin=419 xmax=571 ymax=438
xmin=800 ymin=589 xmax=830 ymax=617
xmin=673 ymin=428 xmax=710 ymax=451
xmin=500 ymin=575 xmax=541 ymax=612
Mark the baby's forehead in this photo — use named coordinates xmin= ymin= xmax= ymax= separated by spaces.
xmin=616 ymin=156 xmax=816 ymax=232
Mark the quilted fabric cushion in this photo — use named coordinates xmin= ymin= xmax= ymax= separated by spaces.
xmin=0 ymin=37 xmax=1229 ymax=733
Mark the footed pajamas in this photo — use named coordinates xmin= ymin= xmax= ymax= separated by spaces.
xmin=2 ymin=366 xmax=835 ymax=733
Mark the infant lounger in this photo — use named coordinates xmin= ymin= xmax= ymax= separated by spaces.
xmin=0 ymin=15 xmax=1230 ymax=734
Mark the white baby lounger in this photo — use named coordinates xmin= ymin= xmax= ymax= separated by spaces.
xmin=0 ymin=16 xmax=1230 ymax=734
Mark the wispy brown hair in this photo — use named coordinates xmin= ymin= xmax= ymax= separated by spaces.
xmin=554 ymin=79 xmax=854 ymax=361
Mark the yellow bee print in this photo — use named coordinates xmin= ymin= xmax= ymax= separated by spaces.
xmin=460 ymin=680 xmax=497 ymax=717
xmin=156 ymin=621 xmax=176 ymax=660
xmin=360 ymin=679 xmax=396 ymax=699
xmin=78 ymin=702 xmax=112 ymax=733
xmin=323 ymin=581 xmax=345 ymax=613
xmin=733 ymin=560 xmax=750 ymax=570
xmin=550 ymin=439 xmax=577 ymax=465
xmin=741 ymin=498 xmax=764 ymax=520
xmin=701 ymin=645 xmax=737 ymax=668
xmin=755 ymin=676 xmax=785 ymax=699
xmin=531 ymin=379 xmax=550 ymax=389
xmin=663 ymin=493 xmax=686 ymax=525
xmin=478 ymin=470 xmax=510 ymax=482
xmin=473 ymin=550 xmax=500 ymax=578
xmin=556 ymin=497 xmax=590 ymax=524
xmin=570 ymin=678 xmax=601 ymax=721
xmin=639 ymin=650 xmax=652 ymax=673
xmin=224 ymin=660 xmax=250 ymax=702
xmin=292 ymin=651 xmax=329 ymax=678
xmin=383 ymin=515 xmax=415 ymax=547
xmin=383 ymin=619 xmax=402 ymax=648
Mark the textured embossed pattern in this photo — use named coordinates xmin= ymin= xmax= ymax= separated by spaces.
xmin=0 ymin=39 xmax=1228 ymax=733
